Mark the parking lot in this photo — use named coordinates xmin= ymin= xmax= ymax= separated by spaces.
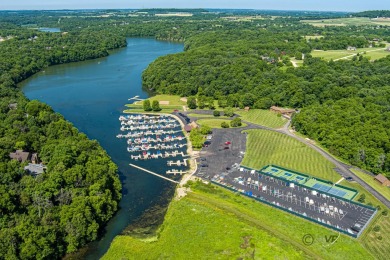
xmin=195 ymin=128 xmax=377 ymax=238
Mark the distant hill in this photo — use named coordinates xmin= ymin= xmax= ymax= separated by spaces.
xmin=353 ymin=10 xmax=390 ymax=18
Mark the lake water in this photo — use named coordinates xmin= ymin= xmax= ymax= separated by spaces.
xmin=20 ymin=38 xmax=184 ymax=259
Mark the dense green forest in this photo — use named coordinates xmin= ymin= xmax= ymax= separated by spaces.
xmin=0 ymin=24 xmax=125 ymax=258
xmin=353 ymin=10 xmax=390 ymax=18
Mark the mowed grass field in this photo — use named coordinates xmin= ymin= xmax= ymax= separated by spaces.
xmin=125 ymin=94 xmax=185 ymax=113
xmin=350 ymin=169 xmax=390 ymax=201
xmin=236 ymin=109 xmax=286 ymax=128
xmin=187 ymin=113 xmax=229 ymax=119
xmin=241 ymin=129 xmax=340 ymax=182
xmin=197 ymin=118 xmax=247 ymax=129
xmin=103 ymin=182 xmax=372 ymax=260
xmin=361 ymin=214 xmax=390 ymax=260
xmin=311 ymin=47 xmax=390 ymax=61
xmin=302 ymin=17 xmax=390 ymax=27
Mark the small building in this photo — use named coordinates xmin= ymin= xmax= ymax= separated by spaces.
xmin=270 ymin=106 xmax=296 ymax=118
xmin=9 ymin=150 xmax=32 ymax=162
xmin=347 ymin=46 xmax=357 ymax=51
xmin=374 ymin=174 xmax=390 ymax=187
xmin=24 ymin=163 xmax=46 ymax=176
xmin=244 ymin=106 xmax=250 ymax=112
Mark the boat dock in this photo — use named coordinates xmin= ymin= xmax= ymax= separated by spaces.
xmin=167 ymin=159 xmax=188 ymax=166
xmin=166 ymin=169 xmax=188 ymax=176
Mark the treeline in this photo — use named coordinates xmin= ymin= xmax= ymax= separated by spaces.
xmin=0 ymin=26 xmax=124 ymax=258
xmin=307 ymin=35 xmax=370 ymax=50
xmin=353 ymin=10 xmax=390 ymax=18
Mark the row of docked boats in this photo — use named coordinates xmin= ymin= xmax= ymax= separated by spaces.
xmin=130 ymin=150 xmax=186 ymax=160
xmin=127 ymin=135 xmax=185 ymax=144
xmin=118 ymin=114 xmax=188 ymax=161
xmin=117 ymin=129 xmax=181 ymax=139
xmin=127 ymin=143 xmax=187 ymax=152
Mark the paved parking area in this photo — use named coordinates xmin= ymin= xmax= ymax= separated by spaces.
xmin=195 ymin=128 xmax=377 ymax=238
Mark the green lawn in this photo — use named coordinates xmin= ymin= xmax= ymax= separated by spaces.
xmin=236 ymin=109 xmax=286 ymax=128
xmin=125 ymin=95 xmax=185 ymax=113
xmin=361 ymin=214 xmax=390 ymax=260
xmin=132 ymin=94 xmax=187 ymax=106
xmin=103 ymin=181 xmax=372 ymax=260
xmin=311 ymin=47 xmax=389 ymax=61
xmin=350 ymin=169 xmax=390 ymax=202
xmin=362 ymin=50 xmax=390 ymax=61
xmin=187 ymin=113 xmax=229 ymax=119
xmin=197 ymin=119 xmax=247 ymax=129
xmin=242 ymin=129 xmax=339 ymax=181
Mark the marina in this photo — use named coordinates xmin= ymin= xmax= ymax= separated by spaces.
xmin=118 ymin=114 xmax=189 ymax=166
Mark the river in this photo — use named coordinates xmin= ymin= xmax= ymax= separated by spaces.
xmin=19 ymin=38 xmax=184 ymax=259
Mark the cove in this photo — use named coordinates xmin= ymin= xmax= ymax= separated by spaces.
xmin=20 ymin=38 xmax=184 ymax=259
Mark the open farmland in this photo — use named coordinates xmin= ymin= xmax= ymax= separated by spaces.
xmin=302 ymin=17 xmax=390 ymax=27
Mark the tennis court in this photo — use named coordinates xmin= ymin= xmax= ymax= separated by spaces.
xmin=261 ymin=165 xmax=358 ymax=200
xmin=261 ymin=165 xmax=308 ymax=184
xmin=304 ymin=178 xmax=356 ymax=200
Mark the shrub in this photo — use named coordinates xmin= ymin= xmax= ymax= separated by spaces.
xmin=382 ymin=210 xmax=388 ymax=216
xmin=152 ymin=100 xmax=161 ymax=111
xmin=143 ymin=100 xmax=152 ymax=111
xmin=230 ymin=117 xmax=242 ymax=127
xmin=213 ymin=110 xmax=221 ymax=117
xmin=223 ymin=107 xmax=234 ymax=117
xmin=221 ymin=122 xmax=230 ymax=128
xmin=373 ymin=225 xmax=381 ymax=232
xmin=187 ymin=96 xmax=197 ymax=109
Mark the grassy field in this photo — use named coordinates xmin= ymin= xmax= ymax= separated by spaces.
xmin=132 ymin=94 xmax=186 ymax=106
xmin=349 ymin=169 xmax=390 ymax=202
xmin=187 ymin=113 xmax=229 ymax=119
xmin=304 ymin=35 xmax=324 ymax=40
xmin=242 ymin=129 xmax=339 ymax=182
xmin=302 ymin=17 xmax=390 ymax=27
xmin=125 ymin=94 xmax=185 ymax=113
xmin=197 ymin=119 xmax=247 ymax=129
xmin=103 ymin=181 xmax=372 ymax=260
xmin=311 ymin=48 xmax=390 ymax=61
xmin=236 ymin=109 xmax=286 ymax=128
xmin=361 ymin=214 xmax=390 ymax=260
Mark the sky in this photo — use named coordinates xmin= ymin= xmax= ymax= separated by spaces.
xmin=0 ymin=0 xmax=388 ymax=12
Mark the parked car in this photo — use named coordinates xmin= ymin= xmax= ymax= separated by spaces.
xmin=200 ymin=164 xmax=208 ymax=167
xmin=225 ymin=141 xmax=231 ymax=145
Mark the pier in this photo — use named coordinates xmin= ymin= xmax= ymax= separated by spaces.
xmin=167 ymin=159 xmax=188 ymax=166
xmin=166 ymin=169 xmax=188 ymax=176
xmin=130 ymin=164 xmax=179 ymax=184
xmin=128 ymin=95 xmax=145 ymax=102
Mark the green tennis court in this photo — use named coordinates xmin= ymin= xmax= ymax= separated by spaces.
xmin=260 ymin=165 xmax=357 ymax=200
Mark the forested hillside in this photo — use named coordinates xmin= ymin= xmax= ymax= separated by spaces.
xmin=0 ymin=25 xmax=124 ymax=258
